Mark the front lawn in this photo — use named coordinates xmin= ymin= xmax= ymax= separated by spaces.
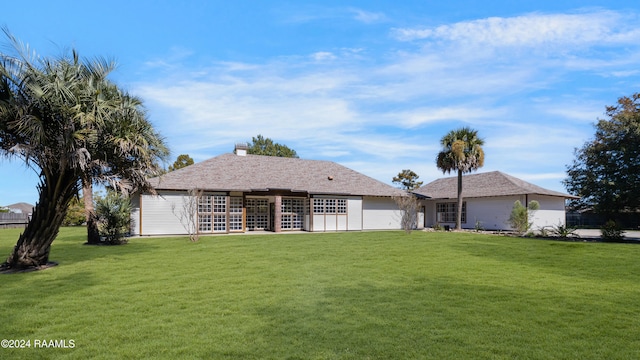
xmin=1 ymin=228 xmax=639 ymax=359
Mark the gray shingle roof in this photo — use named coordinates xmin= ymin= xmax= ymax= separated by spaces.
xmin=412 ymin=171 xmax=578 ymax=199
xmin=150 ymin=153 xmax=405 ymax=197
xmin=6 ymin=202 xmax=34 ymax=214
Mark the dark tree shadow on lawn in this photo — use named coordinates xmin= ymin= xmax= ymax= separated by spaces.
xmin=0 ymin=236 xmax=159 ymax=274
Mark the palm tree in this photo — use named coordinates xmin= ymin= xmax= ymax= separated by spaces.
xmin=0 ymin=31 xmax=168 ymax=270
xmin=436 ymin=127 xmax=485 ymax=230
xmin=79 ymin=77 xmax=168 ymax=244
xmin=75 ymin=59 xmax=122 ymax=245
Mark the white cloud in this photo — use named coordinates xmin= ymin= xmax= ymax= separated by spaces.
xmin=350 ymin=8 xmax=386 ymax=24
xmin=281 ymin=6 xmax=386 ymax=25
xmin=542 ymin=104 xmax=604 ymax=123
xmin=134 ymin=9 xmax=640 ymax=191
xmin=393 ymin=106 xmax=505 ymax=128
xmin=142 ymin=46 xmax=195 ymax=69
xmin=609 ymin=69 xmax=640 ymax=77
xmin=311 ymin=51 xmax=337 ymax=62
xmin=391 ymin=10 xmax=638 ymax=49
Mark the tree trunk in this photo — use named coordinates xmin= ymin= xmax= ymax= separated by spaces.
xmin=456 ymin=169 xmax=463 ymax=230
xmin=83 ymin=179 xmax=100 ymax=244
xmin=1 ymin=170 xmax=78 ymax=271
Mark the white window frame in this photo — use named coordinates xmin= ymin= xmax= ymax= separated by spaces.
xmin=281 ymin=198 xmax=305 ymax=230
xmin=436 ymin=202 xmax=466 ymax=223
xmin=312 ymin=198 xmax=348 ymax=215
xmin=229 ymin=196 xmax=243 ymax=231
xmin=246 ymin=198 xmax=269 ymax=230
xmin=198 ymin=195 xmax=212 ymax=232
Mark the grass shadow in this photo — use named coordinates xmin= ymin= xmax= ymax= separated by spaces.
xmin=246 ymin=278 xmax=639 ymax=359
xmin=0 ymin=227 xmax=160 ymax=270
xmin=444 ymin=235 xmax=640 ymax=283
xmin=1 ymin=270 xmax=99 ymax=336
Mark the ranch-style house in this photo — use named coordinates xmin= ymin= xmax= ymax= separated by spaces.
xmin=130 ymin=145 xmax=409 ymax=235
xmin=414 ymin=171 xmax=578 ymax=231
xmin=130 ymin=145 xmax=576 ymax=235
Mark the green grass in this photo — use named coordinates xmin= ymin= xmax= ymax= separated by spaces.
xmin=1 ymin=228 xmax=640 ymax=359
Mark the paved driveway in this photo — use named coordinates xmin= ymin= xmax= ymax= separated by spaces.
xmin=575 ymin=229 xmax=640 ymax=241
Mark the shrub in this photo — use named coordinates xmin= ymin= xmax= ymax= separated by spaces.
xmin=63 ymin=196 xmax=86 ymax=226
xmin=549 ymin=223 xmax=579 ymax=239
xmin=393 ymin=194 xmax=420 ymax=234
xmin=538 ymin=226 xmax=551 ymax=238
xmin=508 ymin=200 xmax=540 ymax=235
xmin=95 ymin=190 xmax=131 ymax=245
xmin=600 ymin=220 xmax=625 ymax=242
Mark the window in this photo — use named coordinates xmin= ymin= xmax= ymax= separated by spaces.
xmin=281 ymin=214 xmax=292 ymax=229
xmin=325 ymin=199 xmax=336 ymax=214
xmin=292 ymin=199 xmax=304 ymax=229
xmin=436 ymin=202 xmax=466 ymax=223
xmin=246 ymin=198 xmax=269 ymax=230
xmin=213 ymin=195 xmax=227 ymax=232
xmin=313 ymin=198 xmax=347 ymax=214
xmin=337 ymin=199 xmax=347 ymax=214
xmin=198 ymin=195 xmax=212 ymax=213
xmin=213 ymin=196 xmax=226 ymax=213
xmin=198 ymin=214 xmax=211 ymax=232
xmin=198 ymin=195 xmax=226 ymax=232
xmin=229 ymin=197 xmax=243 ymax=231
xmin=213 ymin=214 xmax=226 ymax=231
xmin=281 ymin=198 xmax=305 ymax=230
xmin=198 ymin=196 xmax=213 ymax=232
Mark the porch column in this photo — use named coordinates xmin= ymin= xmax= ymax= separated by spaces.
xmin=274 ymin=195 xmax=282 ymax=232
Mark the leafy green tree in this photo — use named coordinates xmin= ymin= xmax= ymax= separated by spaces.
xmin=392 ymin=169 xmax=423 ymax=190
xmin=508 ymin=200 xmax=540 ymax=235
xmin=246 ymin=135 xmax=298 ymax=158
xmin=436 ymin=127 xmax=485 ymax=230
xmin=564 ymin=93 xmax=640 ymax=218
xmin=168 ymin=154 xmax=194 ymax=172
xmin=63 ymin=196 xmax=86 ymax=226
xmin=0 ymin=31 xmax=168 ymax=270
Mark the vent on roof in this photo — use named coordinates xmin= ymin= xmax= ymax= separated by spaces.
xmin=235 ymin=143 xmax=249 ymax=156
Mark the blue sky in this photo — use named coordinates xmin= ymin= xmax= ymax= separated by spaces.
xmin=2 ymin=0 xmax=640 ymax=206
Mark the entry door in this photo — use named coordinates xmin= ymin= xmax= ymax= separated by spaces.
xmin=269 ymin=203 xmax=275 ymax=231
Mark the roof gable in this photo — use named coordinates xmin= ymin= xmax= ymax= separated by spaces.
xmin=6 ymin=202 xmax=34 ymax=214
xmin=412 ymin=171 xmax=577 ymax=199
xmin=150 ymin=153 xmax=405 ymax=197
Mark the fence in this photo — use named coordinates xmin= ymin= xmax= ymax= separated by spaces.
xmin=0 ymin=213 xmax=30 ymax=229
xmin=567 ymin=212 xmax=640 ymax=229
